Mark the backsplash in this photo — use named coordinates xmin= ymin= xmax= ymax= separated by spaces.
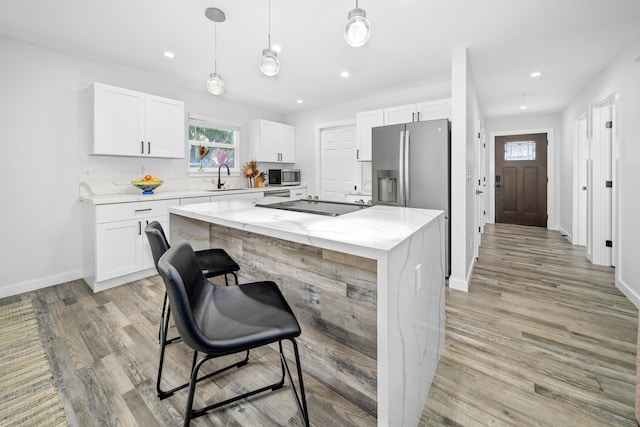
xmin=79 ymin=176 xmax=249 ymax=197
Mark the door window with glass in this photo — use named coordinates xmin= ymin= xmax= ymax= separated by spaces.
xmin=188 ymin=114 xmax=239 ymax=173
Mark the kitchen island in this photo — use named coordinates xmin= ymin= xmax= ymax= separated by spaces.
xmin=168 ymin=197 xmax=445 ymax=427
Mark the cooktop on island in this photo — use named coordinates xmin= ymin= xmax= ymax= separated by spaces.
xmin=256 ymin=199 xmax=371 ymax=216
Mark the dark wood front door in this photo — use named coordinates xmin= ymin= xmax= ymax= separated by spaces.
xmin=495 ymin=133 xmax=547 ymax=227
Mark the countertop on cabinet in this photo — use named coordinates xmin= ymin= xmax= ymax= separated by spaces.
xmin=168 ymin=197 xmax=443 ymax=257
xmin=79 ymin=185 xmax=307 ymax=205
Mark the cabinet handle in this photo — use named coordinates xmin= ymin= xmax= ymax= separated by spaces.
xmin=141 ymin=141 xmax=144 ymax=154
xmin=417 ymin=112 xmax=420 ymax=121
xmin=138 ymin=221 xmax=142 ymax=235
xmin=147 ymin=141 xmax=151 ymax=154
xmin=412 ymin=112 xmax=415 ymax=122
xmin=356 ymin=149 xmax=359 ymax=160
xmin=134 ymin=208 xmax=152 ymax=212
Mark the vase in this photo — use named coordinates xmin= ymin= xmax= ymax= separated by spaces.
xmin=199 ymin=159 xmax=204 ymax=171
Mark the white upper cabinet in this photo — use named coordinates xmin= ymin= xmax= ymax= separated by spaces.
xmin=143 ymin=94 xmax=185 ymax=158
xmin=355 ymin=109 xmax=384 ymax=162
xmin=278 ymin=124 xmax=296 ymax=163
xmin=249 ymin=119 xmax=296 ymax=163
xmin=416 ymin=99 xmax=451 ymax=121
xmin=384 ymin=104 xmax=417 ymax=125
xmin=92 ymin=83 xmax=185 ymax=158
xmin=356 ymin=98 xmax=451 ymax=162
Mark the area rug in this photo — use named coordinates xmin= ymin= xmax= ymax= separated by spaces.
xmin=0 ymin=300 xmax=67 ymax=426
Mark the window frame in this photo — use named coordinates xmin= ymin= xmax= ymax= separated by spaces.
xmin=187 ymin=113 xmax=240 ymax=174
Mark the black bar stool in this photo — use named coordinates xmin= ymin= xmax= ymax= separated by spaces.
xmin=144 ymin=221 xmax=240 ymax=397
xmin=157 ymin=241 xmax=309 ymax=426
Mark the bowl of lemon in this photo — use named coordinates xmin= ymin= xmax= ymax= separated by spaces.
xmin=132 ymin=175 xmax=163 ymax=194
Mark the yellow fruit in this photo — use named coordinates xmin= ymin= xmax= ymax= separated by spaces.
xmin=152 ymin=177 xmax=160 ymax=182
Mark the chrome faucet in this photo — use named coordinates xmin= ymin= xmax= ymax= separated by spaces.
xmin=217 ymin=164 xmax=230 ymax=189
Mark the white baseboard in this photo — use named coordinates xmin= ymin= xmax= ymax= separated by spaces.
xmin=0 ymin=270 xmax=83 ymax=299
xmin=557 ymin=226 xmax=573 ymax=243
xmin=448 ymin=258 xmax=474 ymax=292
xmin=616 ymin=276 xmax=640 ymax=310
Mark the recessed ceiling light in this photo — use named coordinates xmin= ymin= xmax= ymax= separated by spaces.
xmin=340 ymin=71 xmax=350 ymax=78
xmin=163 ymin=51 xmax=175 ymax=59
xmin=297 ymin=99 xmax=303 ymax=104
xmin=522 ymin=93 xmax=532 ymax=99
xmin=530 ymin=71 xmax=542 ymax=78
xmin=272 ymin=44 xmax=282 ymax=53
xmin=520 ymin=105 xmax=528 ymax=110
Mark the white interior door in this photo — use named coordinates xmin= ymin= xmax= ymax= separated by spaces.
xmin=321 ymin=125 xmax=357 ymax=201
xmin=576 ymin=115 xmax=588 ymax=246
xmin=474 ymin=125 xmax=486 ymax=257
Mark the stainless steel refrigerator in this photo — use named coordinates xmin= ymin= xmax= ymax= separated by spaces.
xmin=371 ymin=118 xmax=450 ymax=276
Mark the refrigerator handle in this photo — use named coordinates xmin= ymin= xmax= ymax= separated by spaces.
xmin=405 ymin=130 xmax=410 ymax=206
xmin=398 ymin=131 xmax=405 ymax=207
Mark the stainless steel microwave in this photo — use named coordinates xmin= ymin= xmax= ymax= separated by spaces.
xmin=268 ymin=169 xmax=300 ymax=186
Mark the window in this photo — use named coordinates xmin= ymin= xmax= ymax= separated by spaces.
xmin=188 ymin=114 xmax=240 ymax=173
xmin=504 ymin=140 xmax=536 ymax=161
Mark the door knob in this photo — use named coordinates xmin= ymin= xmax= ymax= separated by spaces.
xmin=476 ymin=190 xmax=484 ymax=195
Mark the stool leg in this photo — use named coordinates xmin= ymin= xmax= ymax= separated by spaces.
xmin=281 ymin=339 xmax=310 ymax=426
xmin=159 ymin=292 xmax=168 ymax=343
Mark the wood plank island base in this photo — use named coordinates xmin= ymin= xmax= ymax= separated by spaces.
xmin=168 ymin=197 xmax=445 ymax=426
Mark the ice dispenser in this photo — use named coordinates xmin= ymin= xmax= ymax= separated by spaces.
xmin=376 ymin=170 xmax=398 ymax=204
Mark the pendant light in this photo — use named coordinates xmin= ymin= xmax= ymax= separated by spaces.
xmin=205 ymin=7 xmax=225 ymax=95
xmin=344 ymin=0 xmax=370 ymax=47
xmin=259 ymin=0 xmax=280 ymax=76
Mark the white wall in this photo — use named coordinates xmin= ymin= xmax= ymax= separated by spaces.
xmin=0 ymin=36 xmax=282 ymax=298
xmin=559 ymin=35 xmax=640 ymax=308
xmin=284 ymin=82 xmax=452 ymax=195
xmin=484 ymin=113 xmax=562 ymax=231
xmin=449 ymin=47 xmax=483 ymax=292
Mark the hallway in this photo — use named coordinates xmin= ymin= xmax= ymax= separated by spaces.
xmin=421 ymin=223 xmax=637 ymax=426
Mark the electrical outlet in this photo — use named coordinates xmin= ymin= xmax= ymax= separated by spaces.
xmin=415 ymin=264 xmax=422 ymax=293
xmin=83 ymin=169 xmax=91 ymax=178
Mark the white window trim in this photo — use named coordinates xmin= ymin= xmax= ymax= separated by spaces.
xmin=188 ymin=113 xmax=241 ymax=175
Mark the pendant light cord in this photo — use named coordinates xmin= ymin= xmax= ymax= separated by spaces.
xmin=214 ymin=23 xmax=218 ymax=74
xmin=268 ymin=0 xmax=271 ymax=47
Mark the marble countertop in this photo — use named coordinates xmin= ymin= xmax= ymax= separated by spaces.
xmin=79 ymin=183 xmax=307 ymax=205
xmin=168 ymin=197 xmax=443 ymax=256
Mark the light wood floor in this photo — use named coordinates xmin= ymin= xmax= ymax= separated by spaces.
xmin=0 ymin=223 xmax=636 ymax=426
xmin=421 ymin=223 xmax=637 ymax=426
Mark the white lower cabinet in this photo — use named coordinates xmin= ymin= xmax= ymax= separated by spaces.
xmin=289 ymin=188 xmax=307 ymax=199
xmin=85 ymin=199 xmax=176 ymax=292
xmin=95 ymin=215 xmax=166 ymax=282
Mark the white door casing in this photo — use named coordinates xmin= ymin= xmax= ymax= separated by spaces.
xmin=589 ymin=96 xmax=615 ymax=267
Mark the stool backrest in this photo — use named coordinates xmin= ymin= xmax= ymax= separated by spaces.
xmin=157 ymin=241 xmax=212 ymax=352
xmin=145 ymin=221 xmax=170 ymax=271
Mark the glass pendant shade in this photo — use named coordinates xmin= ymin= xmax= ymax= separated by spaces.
xmin=259 ymin=48 xmax=280 ymax=76
xmin=344 ymin=8 xmax=370 ymax=47
xmin=207 ymin=73 xmax=225 ymax=95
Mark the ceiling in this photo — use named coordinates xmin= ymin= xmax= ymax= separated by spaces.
xmin=1 ymin=0 xmax=639 ymax=118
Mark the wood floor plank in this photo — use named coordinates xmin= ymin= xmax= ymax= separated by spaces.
xmin=1 ymin=223 xmax=636 ymax=426
xmin=420 ymin=223 xmax=637 ymax=426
